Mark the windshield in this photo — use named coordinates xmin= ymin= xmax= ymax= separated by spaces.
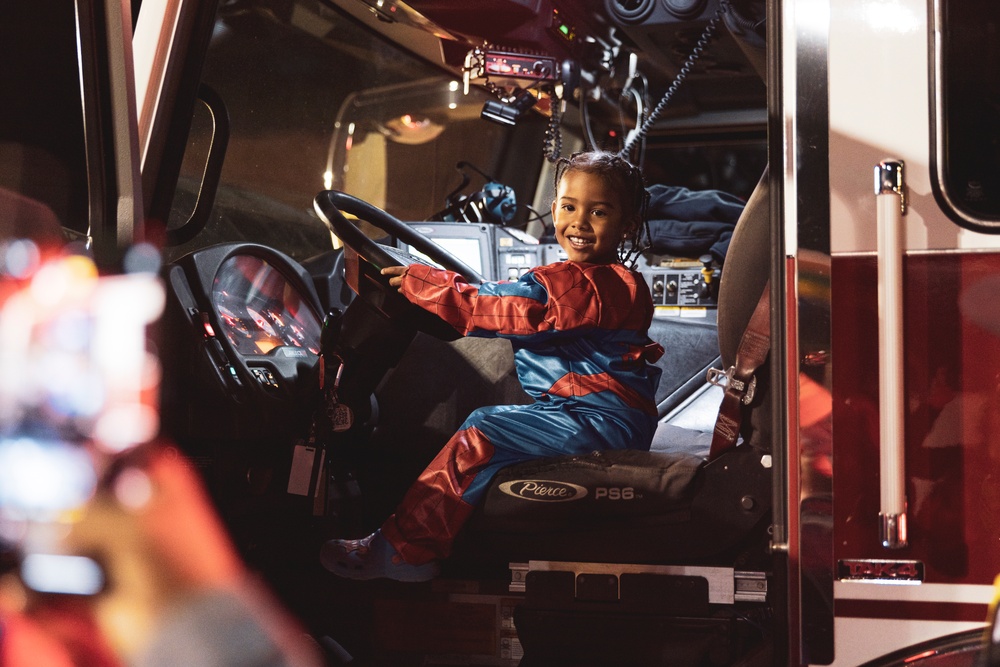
xmin=165 ymin=0 xmax=537 ymax=263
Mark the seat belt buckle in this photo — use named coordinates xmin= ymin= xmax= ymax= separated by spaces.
xmin=706 ymin=366 xmax=757 ymax=405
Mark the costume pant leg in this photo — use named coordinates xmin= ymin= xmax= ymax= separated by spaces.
xmin=382 ymin=402 xmax=644 ymax=564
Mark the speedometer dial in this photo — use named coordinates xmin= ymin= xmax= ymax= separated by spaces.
xmin=211 ymin=255 xmax=322 ymax=357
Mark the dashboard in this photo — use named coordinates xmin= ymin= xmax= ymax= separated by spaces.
xmin=160 ymin=244 xmax=325 ymax=443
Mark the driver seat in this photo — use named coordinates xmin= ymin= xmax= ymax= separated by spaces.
xmin=455 ymin=170 xmax=774 ymax=666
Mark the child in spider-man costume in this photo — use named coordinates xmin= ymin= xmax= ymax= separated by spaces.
xmin=321 ymin=151 xmax=663 ymax=581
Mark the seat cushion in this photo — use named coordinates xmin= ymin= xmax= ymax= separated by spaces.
xmin=475 ymin=449 xmax=706 ymax=533
xmin=459 ymin=444 xmax=771 ymax=565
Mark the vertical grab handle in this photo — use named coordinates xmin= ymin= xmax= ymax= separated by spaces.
xmin=875 ymin=160 xmax=908 ymax=549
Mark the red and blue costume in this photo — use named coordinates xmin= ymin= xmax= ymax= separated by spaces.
xmin=381 ymin=261 xmax=664 ymax=564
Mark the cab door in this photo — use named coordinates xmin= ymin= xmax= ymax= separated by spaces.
xmin=1 ymin=0 xmax=141 ymax=262
xmin=1 ymin=0 xmax=206 ymax=264
xmin=778 ymin=0 xmax=1000 ymax=664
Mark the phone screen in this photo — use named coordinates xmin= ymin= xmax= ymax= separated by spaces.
xmin=0 ymin=252 xmax=164 ymax=589
xmin=20 ymin=553 xmax=106 ymax=596
xmin=0 ymin=436 xmax=96 ymax=515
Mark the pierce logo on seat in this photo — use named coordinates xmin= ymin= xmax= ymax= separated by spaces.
xmin=498 ymin=480 xmax=588 ymax=502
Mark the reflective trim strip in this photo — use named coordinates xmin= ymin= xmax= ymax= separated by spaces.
xmin=522 ymin=560 xmax=739 ymax=605
xmin=835 ymin=581 xmax=994 ymax=603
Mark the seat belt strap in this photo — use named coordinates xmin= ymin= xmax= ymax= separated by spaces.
xmin=707 ymin=281 xmax=771 ymax=460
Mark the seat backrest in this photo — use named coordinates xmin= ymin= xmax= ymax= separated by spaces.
xmin=716 ymin=169 xmax=771 ymax=451
xmin=0 ymin=186 xmax=64 ymax=247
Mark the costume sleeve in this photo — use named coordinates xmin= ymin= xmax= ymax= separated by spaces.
xmin=399 ymin=264 xmax=552 ymax=337
xmin=399 ymin=262 xmax=655 ymax=338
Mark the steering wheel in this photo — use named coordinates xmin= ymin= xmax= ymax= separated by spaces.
xmin=313 ymin=190 xmax=486 ymax=341
xmin=314 ymin=190 xmax=487 ymax=283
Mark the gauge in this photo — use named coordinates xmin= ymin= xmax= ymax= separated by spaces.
xmin=211 ymin=255 xmax=322 ymax=357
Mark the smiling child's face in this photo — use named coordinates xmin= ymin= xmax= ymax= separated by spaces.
xmin=551 ymin=169 xmax=630 ymax=265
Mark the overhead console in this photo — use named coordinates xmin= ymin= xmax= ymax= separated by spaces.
xmin=385 ymin=0 xmax=613 ymax=61
xmin=393 ymin=0 xmax=623 ymax=149
xmin=337 ymin=0 xmax=765 ymax=152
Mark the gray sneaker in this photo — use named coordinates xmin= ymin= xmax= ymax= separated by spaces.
xmin=320 ymin=529 xmax=440 ymax=582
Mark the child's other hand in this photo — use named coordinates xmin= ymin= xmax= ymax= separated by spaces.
xmin=380 ymin=265 xmax=409 ymax=291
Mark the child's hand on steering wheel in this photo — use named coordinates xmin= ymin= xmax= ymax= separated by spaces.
xmin=381 ymin=265 xmax=409 ymax=291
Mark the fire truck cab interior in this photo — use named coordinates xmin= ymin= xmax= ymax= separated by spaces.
xmin=26 ymin=0 xmax=1000 ymax=665
xmin=148 ymin=1 xmax=778 ymax=664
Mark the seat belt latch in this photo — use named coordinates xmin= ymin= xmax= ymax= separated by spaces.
xmin=706 ymin=366 xmax=757 ymax=405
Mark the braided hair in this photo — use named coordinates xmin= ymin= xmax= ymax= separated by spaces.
xmin=553 ymin=151 xmax=651 ymax=267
